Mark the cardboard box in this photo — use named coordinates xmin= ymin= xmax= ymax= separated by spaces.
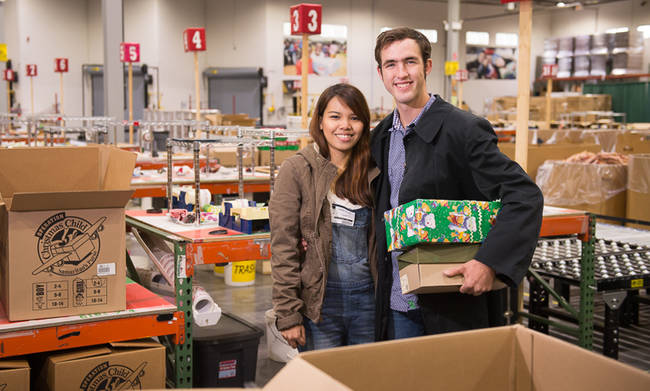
xmin=206 ymin=146 xmax=259 ymax=167
xmin=264 ymin=325 xmax=650 ymax=391
xmin=36 ymin=340 xmax=165 ymax=391
xmin=0 ymin=146 xmax=135 ymax=321
xmin=626 ymin=154 xmax=650 ymax=230
xmin=399 ymin=263 xmax=506 ymax=294
xmin=498 ymin=142 xmax=602 ymax=183
xmin=384 ymin=199 xmax=500 ymax=252
xmin=0 ymin=359 xmax=30 ymax=391
xmin=616 ymin=131 xmax=650 ymax=155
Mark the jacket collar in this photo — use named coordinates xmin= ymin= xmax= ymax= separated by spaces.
xmin=370 ymin=94 xmax=453 ymax=167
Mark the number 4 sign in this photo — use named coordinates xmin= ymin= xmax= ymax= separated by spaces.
xmin=183 ymin=28 xmax=206 ymax=52
xmin=120 ymin=43 xmax=140 ymax=62
xmin=290 ymin=3 xmax=322 ymax=35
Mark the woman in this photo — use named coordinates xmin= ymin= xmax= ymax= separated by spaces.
xmin=270 ymin=83 xmax=375 ymax=351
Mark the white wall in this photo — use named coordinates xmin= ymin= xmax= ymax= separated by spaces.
xmin=3 ymin=0 xmax=650 ymax=121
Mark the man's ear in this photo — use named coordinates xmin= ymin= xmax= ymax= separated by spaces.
xmin=377 ymin=66 xmax=383 ymax=79
xmin=425 ymin=58 xmax=433 ymax=76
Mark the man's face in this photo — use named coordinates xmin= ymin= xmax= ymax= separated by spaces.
xmin=377 ymin=38 xmax=432 ymax=107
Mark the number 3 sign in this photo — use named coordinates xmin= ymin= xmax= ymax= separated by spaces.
xmin=183 ymin=28 xmax=206 ymax=52
xmin=290 ymin=3 xmax=322 ymax=35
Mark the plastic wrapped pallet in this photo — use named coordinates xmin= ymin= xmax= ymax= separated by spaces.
xmin=536 ymin=161 xmax=627 ymax=218
xmin=589 ymin=54 xmax=607 ymax=76
xmin=543 ymin=38 xmax=558 ymax=58
xmin=574 ymin=35 xmax=591 ymax=56
xmin=557 ymin=36 xmax=575 ymax=58
xmin=573 ymin=55 xmax=590 ymax=77
xmin=612 ymin=48 xmax=644 ymax=75
xmin=611 ymin=31 xmax=644 ymax=50
xmin=591 ymin=33 xmax=610 ymax=55
xmin=557 ymin=57 xmax=573 ymax=78
xmin=627 ymin=154 xmax=650 ymax=229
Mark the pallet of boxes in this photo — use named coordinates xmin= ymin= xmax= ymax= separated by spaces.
xmin=536 ymin=151 xmax=629 ymax=221
xmin=0 ymin=146 xmax=166 ymax=390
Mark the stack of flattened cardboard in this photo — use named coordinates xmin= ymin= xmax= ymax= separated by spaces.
xmin=0 ymin=146 xmax=135 ymax=321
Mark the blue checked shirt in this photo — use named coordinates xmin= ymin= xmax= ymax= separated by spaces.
xmin=388 ymin=94 xmax=436 ymax=312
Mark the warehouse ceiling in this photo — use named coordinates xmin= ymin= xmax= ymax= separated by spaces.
xmin=420 ymin=0 xmax=633 ymax=9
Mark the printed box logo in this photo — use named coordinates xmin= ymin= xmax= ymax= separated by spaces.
xmin=80 ymin=361 xmax=147 ymax=391
xmin=33 ymin=212 xmax=106 ymax=276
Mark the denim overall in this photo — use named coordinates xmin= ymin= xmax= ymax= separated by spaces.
xmin=301 ymin=203 xmax=375 ymax=351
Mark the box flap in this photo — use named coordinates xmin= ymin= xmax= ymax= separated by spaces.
xmin=9 ymin=190 xmax=133 ymax=211
xmin=273 ymin=326 xmax=516 ymax=391
xmin=521 ymin=327 xmax=650 ymax=390
xmin=100 ymin=145 xmax=137 ymax=190
xmin=264 ymin=357 xmax=351 ymax=391
xmin=0 ymin=146 xmax=102 ymax=199
xmin=47 ymin=346 xmax=112 ymax=364
xmin=0 ymin=359 xmax=29 ymax=369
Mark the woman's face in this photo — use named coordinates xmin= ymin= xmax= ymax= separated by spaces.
xmin=319 ymin=96 xmax=363 ymax=161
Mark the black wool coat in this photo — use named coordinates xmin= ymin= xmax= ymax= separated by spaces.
xmin=370 ymin=96 xmax=544 ymax=340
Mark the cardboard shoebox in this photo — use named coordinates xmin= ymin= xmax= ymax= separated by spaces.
xmin=0 ymin=146 xmax=135 ymax=321
xmin=0 ymin=359 xmax=30 ymax=391
xmin=397 ymin=243 xmax=506 ymax=294
xmin=262 ymin=325 xmax=650 ymax=391
xmin=34 ymin=340 xmax=165 ymax=391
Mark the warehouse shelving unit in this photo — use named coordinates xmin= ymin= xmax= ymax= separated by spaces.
xmin=523 ymin=207 xmax=596 ymax=350
xmin=0 ymin=281 xmax=184 ymax=360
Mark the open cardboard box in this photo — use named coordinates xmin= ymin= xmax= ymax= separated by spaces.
xmin=34 ymin=340 xmax=165 ymax=391
xmin=264 ymin=325 xmax=650 ymax=391
xmin=0 ymin=358 xmax=30 ymax=391
xmin=0 ymin=145 xmax=135 ymax=321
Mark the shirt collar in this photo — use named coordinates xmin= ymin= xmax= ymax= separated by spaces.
xmin=390 ymin=94 xmax=436 ymax=132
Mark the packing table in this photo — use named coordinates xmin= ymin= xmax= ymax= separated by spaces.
xmin=125 ymin=209 xmax=270 ymax=388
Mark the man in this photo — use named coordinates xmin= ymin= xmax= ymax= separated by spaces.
xmin=370 ymin=27 xmax=543 ymax=340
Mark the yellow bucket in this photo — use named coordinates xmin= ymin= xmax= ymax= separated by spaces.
xmin=225 ymin=260 xmax=256 ymax=287
xmin=213 ymin=263 xmax=227 ymax=278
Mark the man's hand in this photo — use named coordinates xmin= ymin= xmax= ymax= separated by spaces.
xmin=443 ymin=259 xmax=496 ymax=296
xmin=281 ymin=324 xmax=306 ymax=349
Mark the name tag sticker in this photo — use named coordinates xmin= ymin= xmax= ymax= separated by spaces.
xmin=332 ymin=204 xmax=355 ymax=227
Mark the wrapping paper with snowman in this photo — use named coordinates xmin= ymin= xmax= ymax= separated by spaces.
xmin=384 ymin=199 xmax=501 ymax=252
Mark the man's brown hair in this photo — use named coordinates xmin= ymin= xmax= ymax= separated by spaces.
xmin=309 ymin=83 xmax=373 ymax=207
xmin=374 ymin=27 xmax=431 ymax=67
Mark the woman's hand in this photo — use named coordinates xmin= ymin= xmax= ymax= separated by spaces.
xmin=281 ymin=324 xmax=306 ymax=349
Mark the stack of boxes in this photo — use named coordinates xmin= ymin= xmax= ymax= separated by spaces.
xmin=611 ymin=31 xmax=644 ymax=75
xmin=544 ymin=31 xmax=645 ymax=78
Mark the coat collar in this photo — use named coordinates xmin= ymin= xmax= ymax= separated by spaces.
xmin=370 ymin=94 xmax=454 ymax=167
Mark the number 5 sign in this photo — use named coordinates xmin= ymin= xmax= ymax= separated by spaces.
xmin=183 ymin=28 xmax=206 ymax=52
xmin=290 ymin=3 xmax=322 ymax=35
xmin=54 ymin=58 xmax=68 ymax=73
xmin=120 ymin=43 xmax=140 ymax=62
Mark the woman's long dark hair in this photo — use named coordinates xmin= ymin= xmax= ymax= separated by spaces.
xmin=309 ymin=83 xmax=372 ymax=207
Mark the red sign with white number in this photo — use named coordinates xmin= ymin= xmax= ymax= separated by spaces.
xmin=3 ymin=69 xmax=15 ymax=81
xmin=455 ymin=69 xmax=469 ymax=82
xmin=183 ymin=28 xmax=206 ymax=52
xmin=54 ymin=58 xmax=69 ymax=73
xmin=542 ymin=64 xmax=558 ymax=79
xmin=290 ymin=3 xmax=322 ymax=35
xmin=26 ymin=64 xmax=38 ymax=77
xmin=120 ymin=43 xmax=140 ymax=62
